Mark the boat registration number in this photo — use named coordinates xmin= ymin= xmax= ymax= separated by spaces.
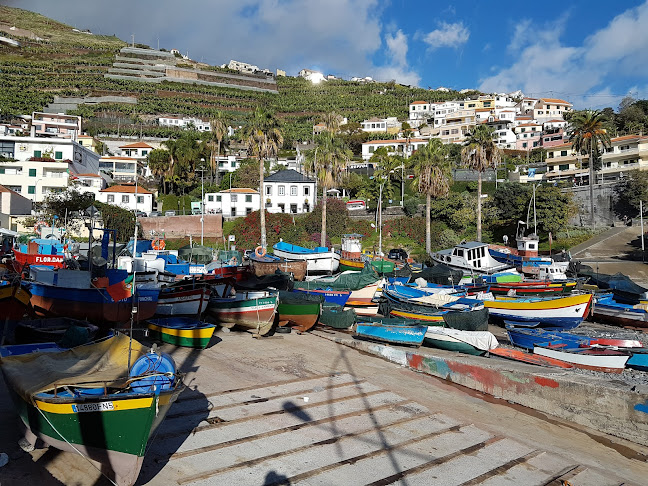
xmin=72 ymin=401 xmax=115 ymax=413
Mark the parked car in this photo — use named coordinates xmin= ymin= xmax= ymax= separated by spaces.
xmin=132 ymin=210 xmax=147 ymax=218
xmin=149 ymin=211 xmax=161 ymax=217
xmin=164 ymin=210 xmax=176 ymax=216
xmin=388 ymin=248 xmax=408 ymax=261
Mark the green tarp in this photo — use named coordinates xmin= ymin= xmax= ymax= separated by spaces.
xmin=293 ymin=265 xmax=380 ymax=291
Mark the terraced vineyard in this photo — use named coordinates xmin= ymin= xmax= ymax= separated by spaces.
xmin=0 ymin=6 xmax=476 ymax=145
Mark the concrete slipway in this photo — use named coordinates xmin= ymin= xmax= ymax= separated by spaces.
xmin=1 ymin=328 xmax=647 ymax=486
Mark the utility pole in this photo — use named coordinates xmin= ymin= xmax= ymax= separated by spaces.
xmin=641 ymin=200 xmax=645 ymax=262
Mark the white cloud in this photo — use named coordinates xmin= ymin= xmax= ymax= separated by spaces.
xmin=422 ymin=22 xmax=469 ymax=50
xmin=373 ymin=30 xmax=420 ymax=86
xmin=385 ymin=30 xmax=408 ymax=67
xmin=479 ymin=3 xmax=648 ymax=109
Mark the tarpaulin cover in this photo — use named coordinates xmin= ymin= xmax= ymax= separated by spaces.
xmin=279 ymin=290 xmax=324 ymax=305
xmin=411 ymin=263 xmax=463 ymax=285
xmin=580 ymin=271 xmax=648 ymax=301
xmin=0 ymin=334 xmax=146 ymax=403
xmin=425 ymin=327 xmax=499 ymax=351
xmin=293 ymin=265 xmax=380 ymax=291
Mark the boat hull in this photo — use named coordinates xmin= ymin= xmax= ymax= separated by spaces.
xmin=7 ymin=384 xmax=182 ymax=486
xmin=277 ymin=300 xmax=321 ymax=332
xmin=355 ymin=322 xmax=426 ymax=346
xmin=14 ymin=249 xmax=65 ymax=269
xmin=591 ymin=297 xmax=648 ymax=328
xmin=273 ymin=243 xmax=340 ymax=274
xmin=250 ymin=257 xmax=307 ymax=281
xmin=0 ymin=281 xmax=32 ymax=321
xmin=293 ymin=288 xmax=350 ymax=307
xmin=147 ymin=318 xmax=216 ymax=348
xmin=155 ymin=287 xmax=211 ymax=317
xmin=423 ymin=335 xmax=484 ymax=355
xmin=485 ymin=293 xmax=592 ymax=329
xmin=206 ymin=292 xmax=277 ymax=335
xmin=534 ymin=346 xmax=629 ymax=373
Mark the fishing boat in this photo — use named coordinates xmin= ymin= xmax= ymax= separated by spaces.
xmin=627 ymin=352 xmax=648 ymax=372
xmin=318 ymin=303 xmax=356 ymax=329
xmin=580 ymin=271 xmax=648 ymax=304
xmin=338 ymin=234 xmax=395 ymax=274
xmin=484 ymin=293 xmax=592 ymax=329
xmin=423 ymin=327 xmax=499 ymax=356
xmin=534 ymin=345 xmax=629 ymax=373
xmin=147 ymin=317 xmax=216 ymax=348
xmin=293 ymin=287 xmax=351 ymax=307
xmin=472 ymin=275 xmax=577 ymax=296
xmin=277 ymin=291 xmax=323 ymax=332
xmin=14 ymin=237 xmax=68 ymax=269
xmin=155 ymin=280 xmax=211 ymax=317
xmin=206 ymin=288 xmax=278 ymax=336
xmin=273 ymin=241 xmax=340 ymax=274
xmin=235 ymin=271 xmax=294 ymax=292
xmin=354 ymin=320 xmax=427 ymax=346
xmin=382 ymin=283 xmax=487 ymax=327
xmin=431 ymin=241 xmax=513 ymax=275
xmin=13 ymin=318 xmax=98 ymax=346
xmin=489 ymin=347 xmax=574 ymax=368
xmin=590 ymin=293 xmax=648 ymax=328
xmin=249 ymin=254 xmax=307 ymax=281
xmin=0 ymin=278 xmax=32 ymax=322
xmin=26 ymin=267 xmax=160 ymax=326
xmin=506 ymin=324 xmax=642 ymax=350
xmin=0 ymin=334 xmax=185 ymax=486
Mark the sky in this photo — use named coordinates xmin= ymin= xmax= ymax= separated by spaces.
xmin=4 ymin=0 xmax=648 ymax=110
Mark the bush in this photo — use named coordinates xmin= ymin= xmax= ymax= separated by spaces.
xmin=403 ymin=196 xmax=421 ymax=217
xmin=303 ymin=198 xmax=350 ymax=239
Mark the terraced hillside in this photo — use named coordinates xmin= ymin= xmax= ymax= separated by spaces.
xmin=0 ymin=6 xmax=476 ymax=146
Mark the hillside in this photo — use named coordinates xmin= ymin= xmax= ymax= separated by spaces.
xmin=0 ymin=6 xmax=477 ymax=146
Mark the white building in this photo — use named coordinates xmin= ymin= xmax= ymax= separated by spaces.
xmin=298 ymin=69 xmax=326 ymax=84
xmin=0 ymin=135 xmax=100 ymax=202
xmin=204 ymin=188 xmax=260 ymax=218
xmin=361 ymin=117 xmax=400 ymax=134
xmin=228 ymin=60 xmax=259 ymax=74
xmin=120 ymin=141 xmax=153 ymax=158
xmin=98 ymin=156 xmax=143 ymax=182
xmin=263 ymin=169 xmax=316 ymax=214
xmin=158 ymin=116 xmax=211 ymax=132
xmin=409 ymin=101 xmax=433 ymax=122
xmin=0 ymin=184 xmax=32 ymax=230
xmin=72 ymin=173 xmax=108 ymax=197
xmin=361 ymin=138 xmax=430 ymax=160
xmin=97 ymin=184 xmax=153 ymax=213
xmin=30 ymin=112 xmax=82 ymax=141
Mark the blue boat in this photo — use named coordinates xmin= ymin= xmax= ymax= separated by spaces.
xmin=0 ymin=342 xmax=62 ymax=358
xmin=505 ymin=326 xmax=588 ymax=351
xmin=354 ymin=321 xmax=427 ymax=347
xmin=627 ymin=352 xmax=648 ymax=371
xmin=273 ymin=241 xmax=340 ymax=274
xmin=293 ymin=287 xmax=350 ymax=306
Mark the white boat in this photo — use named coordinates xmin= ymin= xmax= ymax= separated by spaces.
xmin=534 ymin=346 xmax=629 ymax=373
xmin=431 ymin=241 xmax=513 ymax=275
xmin=273 ymin=241 xmax=340 ymax=274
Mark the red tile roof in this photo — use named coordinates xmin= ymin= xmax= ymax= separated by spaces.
xmin=410 ymin=101 xmax=428 ymax=105
xmin=364 ymin=138 xmax=428 ymax=145
xmin=100 ymin=185 xmax=152 ymax=194
xmin=119 ymin=142 xmax=153 ymax=149
xmin=221 ymin=188 xmax=258 ymax=194
xmin=75 ymin=173 xmax=102 ymax=178
xmin=539 ymin=98 xmax=571 ymax=105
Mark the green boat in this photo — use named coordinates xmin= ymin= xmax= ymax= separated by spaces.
xmin=278 ymin=291 xmax=323 ymax=332
xmin=0 ymin=334 xmax=185 ymax=486
xmin=423 ymin=327 xmax=499 ymax=356
xmin=319 ymin=302 xmax=356 ymax=329
xmin=147 ymin=317 xmax=216 ymax=348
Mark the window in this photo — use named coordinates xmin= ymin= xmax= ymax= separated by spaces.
xmin=266 ymin=186 xmax=272 ymax=196
xmin=559 ymin=164 xmax=570 ymax=171
xmin=28 ymin=186 xmax=36 ymax=194
xmin=560 ymin=150 xmax=568 ymax=157
xmin=55 ymin=151 xmax=63 ymax=160
xmin=231 ymin=161 xmax=236 ymax=168
xmin=278 ymin=185 xmax=285 ymax=196
xmin=29 ymin=168 xmax=36 ymax=177
xmin=245 ymin=195 xmax=252 ymax=203
xmin=290 ymin=186 xmax=297 ymax=196
xmin=290 ymin=204 xmax=297 ymax=213
xmin=231 ymin=207 xmax=237 ymax=216
xmin=522 ymin=143 xmax=527 ymax=148
xmin=137 ymin=196 xmax=144 ymax=204
xmin=304 ymin=186 xmax=310 ymax=196
xmin=216 ymin=195 xmax=221 ymax=202
xmin=246 ymin=207 xmax=252 ymax=215
xmin=0 ymin=168 xmax=3 ymax=174
xmin=142 ymin=150 xmax=148 ymax=156
xmin=278 ymin=203 xmax=285 ymax=213
xmin=107 ymin=195 xmax=114 ymax=203
xmin=231 ymin=194 xmax=238 ymax=202
xmin=208 ymin=195 xmax=214 ymax=202
xmin=122 ymin=195 xmax=129 ymax=203
xmin=34 ymin=150 xmax=42 ymax=158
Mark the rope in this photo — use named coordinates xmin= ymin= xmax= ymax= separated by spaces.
xmin=34 ymin=406 xmax=119 ymax=486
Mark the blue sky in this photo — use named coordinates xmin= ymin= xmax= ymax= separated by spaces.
xmin=4 ymin=0 xmax=648 ymax=109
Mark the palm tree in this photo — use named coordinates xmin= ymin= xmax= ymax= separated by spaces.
xmin=245 ymin=108 xmax=283 ymax=249
xmin=321 ymin=112 xmax=343 ymax=134
xmin=208 ymin=111 xmax=228 ymax=184
xmin=412 ymin=139 xmax=451 ymax=254
xmin=372 ymin=149 xmax=404 ymax=204
xmin=569 ymin=110 xmax=611 ymax=226
xmin=461 ymin=125 xmax=502 ymax=241
xmin=146 ymin=148 xmax=171 ymax=194
xmin=162 ymin=138 xmax=179 ymax=193
xmin=304 ymin=133 xmax=352 ymax=247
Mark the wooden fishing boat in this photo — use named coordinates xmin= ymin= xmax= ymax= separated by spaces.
xmin=293 ymin=287 xmax=351 ymax=307
xmin=147 ymin=317 xmax=216 ymax=348
xmin=354 ymin=320 xmax=427 ymax=346
xmin=533 ymin=345 xmax=629 ymax=373
xmin=0 ymin=279 xmax=32 ymax=321
xmin=431 ymin=241 xmax=513 ymax=275
xmin=319 ymin=303 xmax=356 ymax=329
xmin=249 ymin=254 xmax=307 ymax=281
xmin=155 ymin=280 xmax=211 ymax=317
xmin=473 ymin=279 xmax=577 ymax=296
xmin=206 ymin=289 xmax=277 ymax=336
xmin=13 ymin=318 xmax=98 ymax=346
xmin=0 ymin=334 xmax=185 ymax=486
xmin=277 ymin=291 xmax=322 ymax=332
xmin=489 ymin=347 xmax=574 ymax=368
xmin=273 ymin=241 xmax=340 ymax=274
xmin=627 ymin=352 xmax=648 ymax=371
xmin=484 ymin=293 xmax=592 ymax=329
xmin=13 ymin=248 xmax=66 ymax=269
xmin=506 ymin=324 xmax=643 ymax=350
xmin=423 ymin=327 xmax=499 ymax=356
xmin=27 ymin=268 xmax=160 ymax=326
xmin=591 ymin=293 xmax=648 ymax=328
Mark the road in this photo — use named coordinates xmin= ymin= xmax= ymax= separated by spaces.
xmin=1 ymin=328 xmax=646 ymax=486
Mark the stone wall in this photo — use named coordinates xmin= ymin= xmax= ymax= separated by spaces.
xmin=139 ymin=214 xmax=222 ymax=238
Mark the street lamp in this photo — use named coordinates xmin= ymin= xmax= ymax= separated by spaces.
xmin=198 ymin=162 xmax=206 ymax=245
xmin=229 ymin=172 xmax=233 ymax=191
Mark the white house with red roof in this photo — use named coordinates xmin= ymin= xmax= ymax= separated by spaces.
xmin=72 ymin=173 xmax=108 ymax=197
xmin=204 ymin=188 xmax=260 ymax=218
xmin=514 ymin=122 xmax=543 ymax=151
xmin=98 ymin=156 xmax=142 ymax=182
xmin=533 ymin=98 xmax=572 ymax=122
xmin=408 ymin=101 xmax=433 ymax=122
xmin=119 ymin=141 xmax=153 ymax=158
xmin=362 ymin=138 xmax=429 ymax=160
xmin=97 ymin=183 xmax=153 ymax=213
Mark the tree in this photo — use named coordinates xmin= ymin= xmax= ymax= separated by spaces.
xmin=147 ymin=149 xmax=171 ymax=194
xmin=461 ymin=125 xmax=502 ymax=241
xmin=205 ymin=111 xmax=228 ymax=184
xmin=42 ymin=189 xmax=95 ymax=234
xmin=614 ymin=169 xmax=648 ymax=218
xmin=412 ymin=138 xmax=451 ymax=254
xmin=569 ymin=110 xmax=612 ymax=226
xmin=304 ymin=132 xmax=352 ymax=246
xmin=244 ymin=108 xmax=283 ymax=249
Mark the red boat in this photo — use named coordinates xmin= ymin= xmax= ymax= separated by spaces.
xmin=14 ymin=248 xmax=65 ymax=269
xmin=0 ymin=280 xmax=32 ymax=321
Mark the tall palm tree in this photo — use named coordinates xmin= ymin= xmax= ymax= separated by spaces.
xmin=146 ymin=148 xmax=171 ymax=194
xmin=208 ymin=111 xmax=228 ymax=184
xmin=412 ymin=139 xmax=451 ymax=254
xmin=461 ymin=125 xmax=502 ymax=241
xmin=305 ymin=133 xmax=352 ymax=246
xmin=569 ymin=110 xmax=611 ymax=226
xmin=162 ymin=138 xmax=179 ymax=194
xmin=321 ymin=111 xmax=343 ymax=134
xmin=245 ymin=108 xmax=283 ymax=249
